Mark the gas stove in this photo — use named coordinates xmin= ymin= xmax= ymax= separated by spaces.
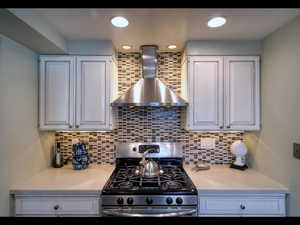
xmin=101 ymin=143 xmax=198 ymax=217
xmin=102 ymin=158 xmax=197 ymax=195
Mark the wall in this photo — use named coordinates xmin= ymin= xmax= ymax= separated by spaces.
xmin=186 ymin=40 xmax=262 ymax=55
xmin=0 ymin=35 xmax=55 ymax=216
xmin=0 ymin=9 xmax=67 ymax=54
xmin=7 ymin=8 xmax=67 ymax=52
xmin=67 ymin=40 xmax=115 ymax=55
xmin=244 ymin=15 xmax=300 ymax=216
xmin=56 ymin=52 xmax=243 ymax=165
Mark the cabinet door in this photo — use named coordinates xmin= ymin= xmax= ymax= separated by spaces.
xmin=39 ymin=56 xmax=75 ymax=130
xmin=76 ymin=56 xmax=111 ymax=130
xmin=187 ymin=56 xmax=224 ymax=130
xmin=224 ymin=56 xmax=260 ymax=130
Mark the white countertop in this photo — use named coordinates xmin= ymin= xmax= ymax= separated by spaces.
xmin=184 ymin=164 xmax=288 ymax=194
xmin=10 ymin=164 xmax=114 ymax=195
xmin=10 ymin=163 xmax=288 ymax=195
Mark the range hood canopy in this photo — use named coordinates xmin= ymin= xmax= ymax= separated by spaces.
xmin=111 ymin=45 xmax=188 ymax=107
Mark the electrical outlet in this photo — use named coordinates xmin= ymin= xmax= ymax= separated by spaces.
xmin=293 ymin=143 xmax=300 ymax=159
xmin=208 ymin=138 xmax=216 ymax=149
xmin=200 ymin=138 xmax=208 ymax=149
xmin=200 ymin=138 xmax=216 ymax=149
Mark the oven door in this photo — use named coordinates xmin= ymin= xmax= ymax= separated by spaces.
xmin=102 ymin=206 xmax=197 ymax=217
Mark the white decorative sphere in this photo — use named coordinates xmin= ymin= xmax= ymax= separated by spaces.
xmin=231 ymin=140 xmax=247 ymax=156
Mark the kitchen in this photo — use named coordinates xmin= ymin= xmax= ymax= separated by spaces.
xmin=0 ymin=8 xmax=300 ymax=219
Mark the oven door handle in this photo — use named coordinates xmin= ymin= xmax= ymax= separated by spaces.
xmin=102 ymin=209 xmax=197 ymax=217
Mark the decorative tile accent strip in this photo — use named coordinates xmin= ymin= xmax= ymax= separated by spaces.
xmin=55 ymin=52 xmax=243 ymax=165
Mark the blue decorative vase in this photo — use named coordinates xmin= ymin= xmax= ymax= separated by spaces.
xmin=72 ymin=141 xmax=91 ymax=170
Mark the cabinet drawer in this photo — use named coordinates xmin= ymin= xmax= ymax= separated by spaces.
xmin=15 ymin=196 xmax=99 ymax=215
xmin=199 ymin=195 xmax=285 ymax=216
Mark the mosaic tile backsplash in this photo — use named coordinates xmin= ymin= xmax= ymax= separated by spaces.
xmin=55 ymin=52 xmax=243 ymax=165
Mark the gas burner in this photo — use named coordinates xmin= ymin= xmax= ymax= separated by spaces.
xmin=118 ymin=181 xmax=133 ymax=189
xmin=161 ymin=181 xmax=183 ymax=191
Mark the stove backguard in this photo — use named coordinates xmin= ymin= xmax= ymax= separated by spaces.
xmin=116 ymin=142 xmax=183 ymax=159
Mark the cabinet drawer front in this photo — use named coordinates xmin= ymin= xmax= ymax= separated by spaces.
xmin=16 ymin=197 xmax=99 ymax=215
xmin=199 ymin=196 xmax=285 ymax=215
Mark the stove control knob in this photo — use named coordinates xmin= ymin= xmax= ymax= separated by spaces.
xmin=176 ymin=197 xmax=183 ymax=205
xmin=127 ymin=197 xmax=134 ymax=205
xmin=146 ymin=197 xmax=153 ymax=205
xmin=117 ymin=197 xmax=124 ymax=205
xmin=166 ymin=197 xmax=173 ymax=205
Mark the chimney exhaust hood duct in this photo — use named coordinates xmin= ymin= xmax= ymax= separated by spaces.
xmin=111 ymin=45 xmax=188 ymax=107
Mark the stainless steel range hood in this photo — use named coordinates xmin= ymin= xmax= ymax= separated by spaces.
xmin=111 ymin=45 xmax=188 ymax=107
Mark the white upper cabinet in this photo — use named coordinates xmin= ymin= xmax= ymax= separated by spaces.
xmin=39 ymin=55 xmax=117 ymax=131
xmin=224 ymin=56 xmax=260 ymax=130
xmin=183 ymin=55 xmax=260 ymax=131
xmin=76 ymin=56 xmax=111 ymax=130
xmin=39 ymin=56 xmax=75 ymax=130
xmin=187 ymin=56 xmax=224 ymax=130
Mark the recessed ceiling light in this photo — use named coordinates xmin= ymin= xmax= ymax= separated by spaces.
xmin=168 ymin=45 xmax=177 ymax=49
xmin=207 ymin=17 xmax=226 ymax=28
xmin=122 ymin=45 xmax=131 ymax=50
xmin=111 ymin=16 xmax=129 ymax=28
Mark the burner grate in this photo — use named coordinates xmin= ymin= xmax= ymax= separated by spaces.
xmin=105 ymin=165 xmax=193 ymax=193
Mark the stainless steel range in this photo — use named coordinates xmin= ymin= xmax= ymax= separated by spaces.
xmin=101 ymin=142 xmax=198 ymax=217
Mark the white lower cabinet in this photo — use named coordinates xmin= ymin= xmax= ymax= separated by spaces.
xmin=198 ymin=194 xmax=286 ymax=217
xmin=14 ymin=195 xmax=100 ymax=217
xmin=13 ymin=193 xmax=286 ymax=217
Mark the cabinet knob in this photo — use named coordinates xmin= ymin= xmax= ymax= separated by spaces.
xmin=53 ymin=205 xmax=60 ymax=210
xmin=69 ymin=125 xmax=72 ymax=128
xmin=75 ymin=125 xmax=79 ymax=128
xmin=240 ymin=204 xmax=246 ymax=210
xmin=226 ymin=125 xmax=231 ymax=129
xmin=220 ymin=126 xmax=223 ymax=129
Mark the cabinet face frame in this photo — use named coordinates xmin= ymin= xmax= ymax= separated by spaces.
xmin=224 ymin=56 xmax=260 ymax=131
xmin=187 ymin=56 xmax=224 ymax=130
xmin=39 ymin=56 xmax=75 ymax=130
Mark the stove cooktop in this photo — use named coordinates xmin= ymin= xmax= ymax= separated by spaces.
xmin=102 ymin=158 xmax=197 ymax=195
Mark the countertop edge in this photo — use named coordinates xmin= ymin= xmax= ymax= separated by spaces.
xmin=197 ymin=189 xmax=289 ymax=195
xmin=10 ymin=189 xmax=102 ymax=196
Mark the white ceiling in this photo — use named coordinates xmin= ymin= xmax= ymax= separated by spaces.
xmin=17 ymin=8 xmax=300 ymax=52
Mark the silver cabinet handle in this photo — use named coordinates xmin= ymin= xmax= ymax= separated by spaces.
xmin=240 ymin=204 xmax=246 ymax=210
xmin=102 ymin=209 xmax=196 ymax=217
